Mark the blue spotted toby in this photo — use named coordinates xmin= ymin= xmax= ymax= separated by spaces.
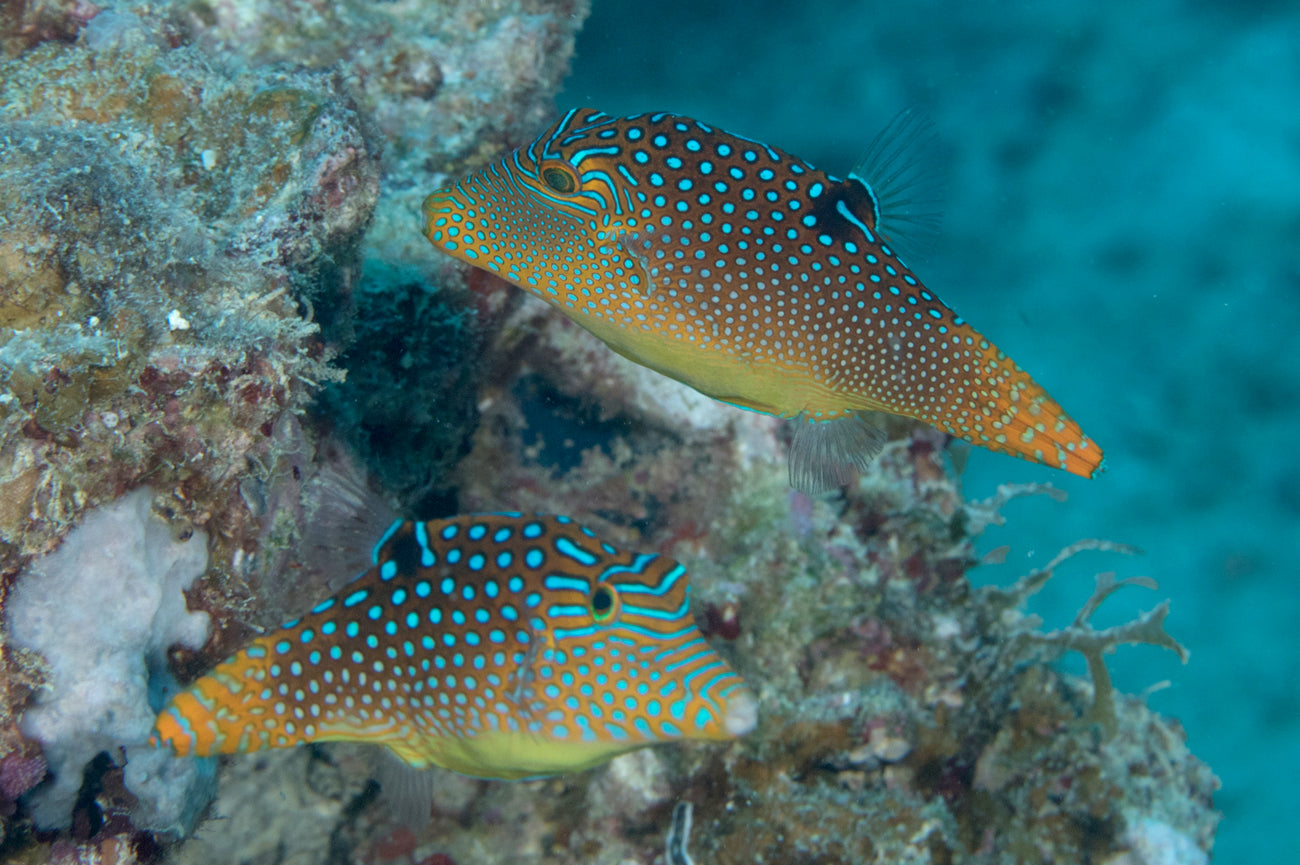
xmin=153 ymin=513 xmax=757 ymax=779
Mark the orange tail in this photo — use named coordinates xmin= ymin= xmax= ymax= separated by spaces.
xmin=151 ymin=638 xmax=310 ymax=756
xmin=923 ymin=322 xmax=1104 ymax=477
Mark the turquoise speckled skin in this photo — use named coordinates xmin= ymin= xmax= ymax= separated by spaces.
xmin=423 ymin=110 xmax=1103 ymax=490
xmin=154 ymin=513 xmax=757 ymax=779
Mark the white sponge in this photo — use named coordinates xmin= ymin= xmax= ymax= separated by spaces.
xmin=5 ymin=487 xmax=212 ymax=832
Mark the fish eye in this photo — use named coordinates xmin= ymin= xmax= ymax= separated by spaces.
xmin=590 ymin=584 xmax=618 ymax=622
xmin=540 ymin=162 xmax=579 ymax=194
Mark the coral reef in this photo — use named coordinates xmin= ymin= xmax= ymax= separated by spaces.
xmin=0 ymin=0 xmax=589 ymax=855
xmin=170 ymin=0 xmax=594 ymax=508
xmin=0 ymin=0 xmax=1219 ymax=861
xmin=0 ymin=4 xmax=380 ymax=560
xmin=446 ymin=310 xmax=1215 ymax=865
xmin=0 ymin=5 xmax=381 ymax=839
xmin=148 ymin=308 xmax=1217 ymax=864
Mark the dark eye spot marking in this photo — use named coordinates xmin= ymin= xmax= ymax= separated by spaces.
xmin=591 ymin=585 xmax=616 ymax=621
xmin=542 ymin=165 xmax=578 ymax=193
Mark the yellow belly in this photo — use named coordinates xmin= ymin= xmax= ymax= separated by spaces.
xmin=383 ymin=727 xmax=645 ymax=780
xmin=558 ymin=298 xmax=860 ymax=420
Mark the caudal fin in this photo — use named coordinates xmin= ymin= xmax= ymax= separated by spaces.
xmin=920 ymin=323 xmax=1104 ymax=478
xmin=151 ymin=639 xmax=308 ymax=756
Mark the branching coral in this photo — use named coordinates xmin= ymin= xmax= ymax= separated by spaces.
xmin=990 ymin=540 xmax=1189 ymax=735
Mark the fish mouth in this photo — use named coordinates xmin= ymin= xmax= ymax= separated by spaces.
xmin=723 ymin=688 xmax=759 ymax=736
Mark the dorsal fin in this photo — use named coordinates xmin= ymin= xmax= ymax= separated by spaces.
xmin=847 ymin=110 xmax=946 ymax=263
xmin=296 ymin=450 xmax=400 ymax=593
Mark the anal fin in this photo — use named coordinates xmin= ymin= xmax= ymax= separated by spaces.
xmin=788 ymin=412 xmax=887 ymax=494
xmin=374 ymin=747 xmax=438 ymax=828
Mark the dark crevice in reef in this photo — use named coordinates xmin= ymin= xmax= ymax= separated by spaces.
xmin=512 ymin=373 xmax=635 ymax=473
xmin=314 ymin=272 xmax=482 ymax=518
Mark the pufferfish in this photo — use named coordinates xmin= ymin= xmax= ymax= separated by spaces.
xmin=152 ymin=513 xmax=756 ymax=780
xmin=422 ymin=109 xmax=1104 ymax=491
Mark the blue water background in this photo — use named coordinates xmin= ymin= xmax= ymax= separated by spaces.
xmin=563 ymin=1 xmax=1300 ymax=861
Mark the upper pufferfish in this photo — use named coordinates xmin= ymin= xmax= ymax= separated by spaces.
xmin=422 ymin=109 xmax=1104 ymax=491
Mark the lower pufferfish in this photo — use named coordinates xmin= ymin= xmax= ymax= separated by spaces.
xmin=152 ymin=513 xmax=757 ymax=780
xmin=422 ymin=109 xmax=1104 ymax=492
